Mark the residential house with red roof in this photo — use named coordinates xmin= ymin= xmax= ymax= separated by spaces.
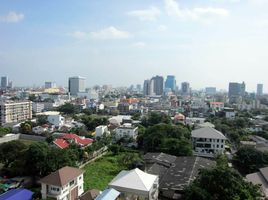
xmin=53 ymin=133 xmax=93 ymax=149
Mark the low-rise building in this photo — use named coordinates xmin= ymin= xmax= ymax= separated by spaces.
xmin=48 ymin=114 xmax=65 ymax=127
xmin=115 ymin=123 xmax=138 ymax=141
xmin=40 ymin=166 xmax=84 ymax=200
xmin=144 ymin=152 xmax=216 ymax=199
xmin=32 ymin=102 xmax=45 ymax=113
xmin=191 ymin=127 xmax=226 ymax=156
xmin=53 ymin=133 xmax=93 ymax=149
xmin=95 ymin=125 xmax=110 ymax=138
xmin=246 ymin=166 xmax=268 ymax=197
xmin=109 ymin=168 xmax=159 ymax=200
xmin=0 ymin=100 xmax=32 ymax=125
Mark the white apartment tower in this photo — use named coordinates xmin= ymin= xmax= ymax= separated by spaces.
xmin=68 ymin=76 xmax=86 ymax=96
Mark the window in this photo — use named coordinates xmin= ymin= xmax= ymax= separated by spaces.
xmin=221 ymin=145 xmax=223 ymax=148
xmin=217 ymin=144 xmax=219 ymax=148
xmin=79 ymin=186 xmax=82 ymax=189
xmin=69 ymin=180 xmax=75 ymax=186
xmin=79 ymin=176 xmax=82 ymax=180
xmin=217 ymin=139 xmax=219 ymax=142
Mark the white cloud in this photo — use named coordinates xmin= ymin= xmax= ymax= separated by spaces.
xmin=127 ymin=7 xmax=161 ymax=21
xmin=158 ymin=25 xmax=167 ymax=31
xmin=132 ymin=42 xmax=146 ymax=48
xmin=71 ymin=31 xmax=88 ymax=39
xmin=0 ymin=11 xmax=24 ymax=23
xmin=165 ymin=0 xmax=229 ymax=22
xmin=90 ymin=26 xmax=131 ymax=40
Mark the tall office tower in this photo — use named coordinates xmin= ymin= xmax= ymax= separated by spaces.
xmin=228 ymin=82 xmax=246 ymax=103
xmin=45 ymin=81 xmax=56 ymax=89
xmin=181 ymin=82 xmax=190 ymax=95
xmin=143 ymin=80 xmax=150 ymax=96
xmin=165 ymin=75 xmax=176 ymax=92
xmin=257 ymin=84 xmax=263 ymax=96
xmin=205 ymin=87 xmax=217 ymax=95
xmin=1 ymin=76 xmax=8 ymax=89
xmin=151 ymin=75 xmax=164 ymax=95
xmin=68 ymin=76 xmax=86 ymax=96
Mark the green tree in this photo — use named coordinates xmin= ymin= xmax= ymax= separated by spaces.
xmin=0 ymin=140 xmax=27 ymax=168
xmin=58 ymin=103 xmax=79 ymax=115
xmin=184 ymin=166 xmax=262 ymax=200
xmin=20 ymin=121 xmax=33 ymax=134
xmin=234 ymin=146 xmax=268 ymax=174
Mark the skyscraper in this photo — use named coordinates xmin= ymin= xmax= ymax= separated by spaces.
xmin=151 ymin=75 xmax=164 ymax=96
xmin=257 ymin=84 xmax=263 ymax=96
xmin=1 ymin=76 xmax=8 ymax=89
xmin=45 ymin=81 xmax=56 ymax=89
xmin=143 ymin=80 xmax=150 ymax=96
xmin=181 ymin=82 xmax=190 ymax=95
xmin=165 ymin=75 xmax=176 ymax=92
xmin=68 ymin=76 xmax=86 ymax=96
xmin=228 ymin=82 xmax=246 ymax=103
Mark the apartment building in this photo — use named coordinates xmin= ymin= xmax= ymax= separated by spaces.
xmin=40 ymin=166 xmax=84 ymax=200
xmin=115 ymin=123 xmax=138 ymax=141
xmin=0 ymin=100 xmax=32 ymax=125
xmin=191 ymin=127 xmax=226 ymax=156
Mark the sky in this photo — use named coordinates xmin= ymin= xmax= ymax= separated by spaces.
xmin=1 ymin=0 xmax=268 ymax=92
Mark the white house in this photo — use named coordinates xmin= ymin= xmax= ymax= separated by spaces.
xmin=48 ymin=114 xmax=65 ymax=126
xmin=95 ymin=125 xmax=110 ymax=138
xmin=191 ymin=127 xmax=227 ymax=156
xmin=109 ymin=168 xmax=159 ymax=200
xmin=223 ymin=107 xmax=235 ymax=119
xmin=40 ymin=166 xmax=84 ymax=200
xmin=115 ymin=123 xmax=138 ymax=141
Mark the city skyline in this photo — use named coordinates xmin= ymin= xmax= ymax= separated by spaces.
xmin=1 ymin=0 xmax=268 ymax=91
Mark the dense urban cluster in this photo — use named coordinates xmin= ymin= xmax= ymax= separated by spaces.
xmin=0 ymin=75 xmax=268 ymax=200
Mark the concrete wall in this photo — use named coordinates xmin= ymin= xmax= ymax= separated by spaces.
xmin=0 ymin=133 xmax=46 ymax=144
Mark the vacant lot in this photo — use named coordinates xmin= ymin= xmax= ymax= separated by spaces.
xmin=83 ymin=151 xmax=141 ymax=191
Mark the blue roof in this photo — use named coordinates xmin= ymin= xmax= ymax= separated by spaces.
xmin=0 ymin=189 xmax=33 ymax=200
xmin=95 ymin=188 xmax=120 ymax=200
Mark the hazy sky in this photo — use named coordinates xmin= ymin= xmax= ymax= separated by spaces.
xmin=1 ymin=0 xmax=268 ymax=92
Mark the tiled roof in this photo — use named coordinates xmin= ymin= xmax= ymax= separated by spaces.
xmin=191 ymin=127 xmax=226 ymax=140
xmin=39 ymin=166 xmax=84 ymax=187
xmin=62 ymin=134 xmax=93 ymax=146
xmin=53 ymin=138 xmax=69 ymax=149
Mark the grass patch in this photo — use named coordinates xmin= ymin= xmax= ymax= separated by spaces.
xmin=18 ymin=139 xmax=37 ymax=146
xmin=83 ymin=152 xmax=133 ymax=191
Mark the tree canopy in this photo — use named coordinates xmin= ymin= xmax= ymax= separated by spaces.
xmin=184 ymin=166 xmax=262 ymax=200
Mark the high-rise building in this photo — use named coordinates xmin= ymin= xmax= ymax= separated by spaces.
xmin=68 ymin=76 xmax=86 ymax=96
xmin=151 ymin=75 xmax=164 ymax=96
xmin=257 ymin=84 xmax=263 ymax=96
xmin=143 ymin=80 xmax=150 ymax=96
xmin=45 ymin=81 xmax=56 ymax=89
xmin=181 ymin=82 xmax=190 ymax=95
xmin=228 ymin=82 xmax=246 ymax=103
xmin=1 ymin=76 xmax=8 ymax=89
xmin=165 ymin=75 xmax=176 ymax=92
xmin=205 ymin=87 xmax=217 ymax=95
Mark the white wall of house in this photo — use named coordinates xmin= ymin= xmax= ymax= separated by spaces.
xmin=48 ymin=115 xmax=65 ymax=126
xmin=192 ymin=137 xmax=226 ymax=154
xmin=95 ymin=125 xmax=110 ymax=138
xmin=115 ymin=124 xmax=138 ymax=140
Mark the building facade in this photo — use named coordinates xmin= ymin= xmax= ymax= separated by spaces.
xmin=115 ymin=123 xmax=138 ymax=141
xmin=257 ymin=84 xmax=263 ymax=96
xmin=181 ymin=82 xmax=190 ymax=95
xmin=68 ymin=76 xmax=86 ymax=96
xmin=0 ymin=100 xmax=32 ymax=125
xmin=191 ymin=127 xmax=226 ymax=156
xmin=165 ymin=75 xmax=176 ymax=92
xmin=45 ymin=81 xmax=56 ymax=89
xmin=40 ymin=166 xmax=84 ymax=200
xmin=151 ymin=76 xmax=164 ymax=96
